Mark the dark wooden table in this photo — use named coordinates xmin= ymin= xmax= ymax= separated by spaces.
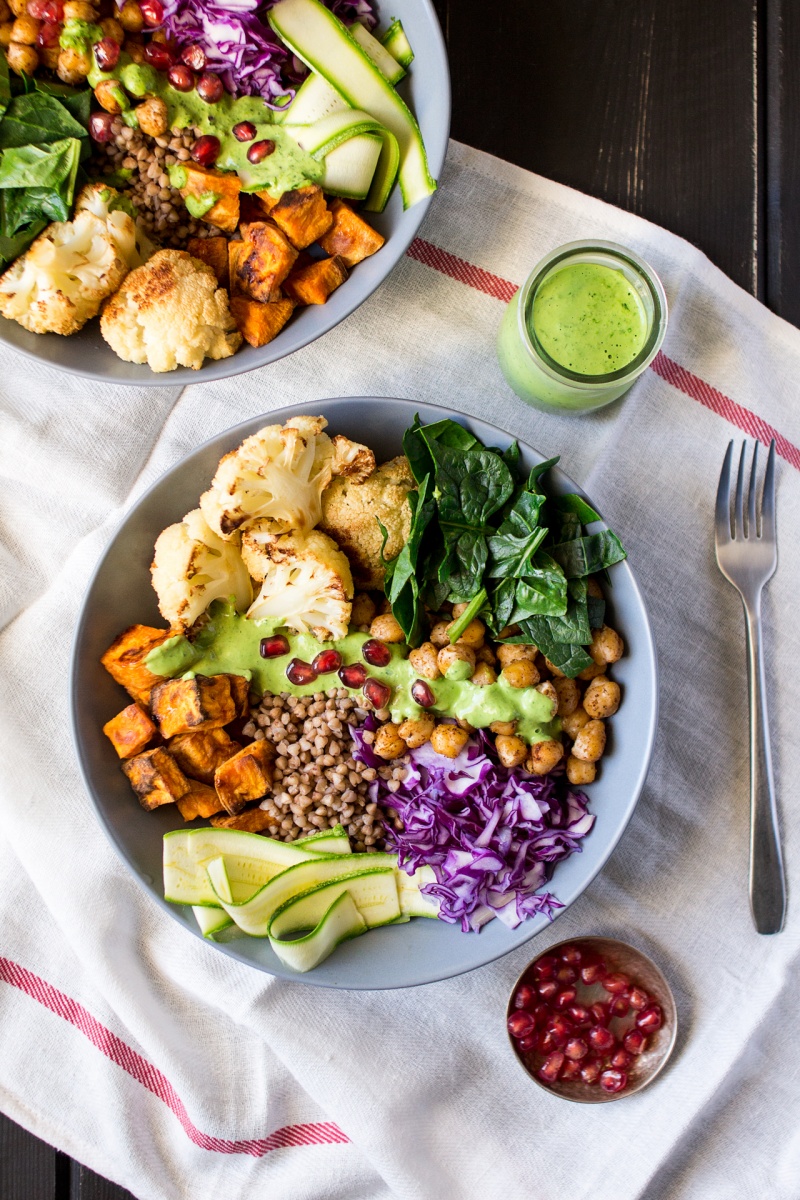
xmin=3 ymin=1 xmax=797 ymax=1196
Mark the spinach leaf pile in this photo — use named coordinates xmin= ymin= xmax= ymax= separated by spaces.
xmin=382 ymin=416 xmax=627 ymax=678
xmin=0 ymin=59 xmax=91 ymax=270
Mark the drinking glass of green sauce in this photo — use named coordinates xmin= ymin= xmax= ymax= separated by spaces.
xmin=496 ymin=240 xmax=668 ymax=413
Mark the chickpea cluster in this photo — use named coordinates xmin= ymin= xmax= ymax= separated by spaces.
xmin=351 ymin=587 xmax=625 ymax=784
xmin=0 ymin=0 xmax=138 ymax=82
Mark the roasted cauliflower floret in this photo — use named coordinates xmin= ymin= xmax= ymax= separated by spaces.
xmin=0 ymin=185 xmax=146 ymax=336
xmin=100 ymin=249 xmax=241 ymax=372
xmin=247 ymin=530 xmax=353 ymax=641
xmin=319 ymin=455 xmax=415 ymax=589
xmin=151 ymin=509 xmax=252 ymax=631
xmin=75 ymin=182 xmax=155 ymax=264
xmin=199 ymin=415 xmax=375 ymax=540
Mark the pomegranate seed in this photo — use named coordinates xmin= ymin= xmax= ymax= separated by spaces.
xmin=364 ymin=678 xmax=391 ymax=709
xmin=532 ymin=955 xmax=558 ymax=980
xmin=197 ymin=71 xmax=224 ymax=103
xmin=37 ymin=19 xmax=61 ymax=46
xmin=362 ymin=638 xmax=391 ymax=667
xmin=93 ymin=37 xmax=120 ymax=70
xmin=554 ymin=987 xmax=577 ymax=1011
xmin=144 ymin=41 xmax=173 ymax=70
xmin=139 ymin=0 xmax=163 ymax=25
xmin=537 ymin=1029 xmax=561 ymax=1055
xmin=580 ymin=960 xmax=608 ymax=985
xmin=538 ymin=980 xmax=558 ymax=1000
xmin=507 ymin=1010 xmax=536 ymax=1039
xmin=623 ymin=1029 xmax=647 ymax=1055
xmin=232 ymin=120 xmax=257 ymax=142
xmin=27 ymin=0 xmax=47 ymax=15
xmin=285 ymin=658 xmax=317 ymax=686
xmin=587 ymin=1026 xmax=615 ymax=1053
xmin=560 ymin=1058 xmax=582 ymax=1080
xmin=566 ymin=1004 xmax=591 ymax=1029
xmin=312 ymin=649 xmax=342 ymax=675
xmin=513 ymin=984 xmax=537 ymax=1010
xmin=561 ymin=944 xmax=583 ymax=966
xmin=589 ymin=1001 xmax=610 ymax=1024
xmin=181 ymin=42 xmax=206 ymax=70
xmin=191 ymin=134 xmax=221 ymax=167
xmin=167 ymin=64 xmax=194 ymax=91
xmin=636 ymin=1005 xmax=663 ymax=1033
xmin=338 ymin=662 xmax=367 ymax=689
xmin=89 ymin=112 xmax=116 ymax=143
xmin=411 ymin=679 xmax=435 ymax=708
xmin=555 ymin=964 xmax=577 ymax=985
xmin=628 ymin=987 xmax=649 ymax=1011
xmin=259 ymin=634 xmax=290 ymax=659
xmin=609 ymin=994 xmax=630 ymax=1017
xmin=610 ymin=1048 xmax=633 ymax=1070
xmin=564 ymin=1037 xmax=588 ymax=1061
xmin=599 ymin=1068 xmax=627 ymax=1094
xmin=518 ymin=1034 xmax=537 ymax=1052
xmin=602 ymin=973 xmax=630 ymax=995
xmin=532 ymin=1003 xmax=551 ymax=1027
xmin=247 ymin=138 xmax=276 ymax=164
xmin=41 ymin=0 xmax=62 ymax=18
xmin=581 ymin=1060 xmax=602 ymax=1084
xmin=537 ymin=1052 xmax=564 ymax=1083
xmin=547 ymin=1014 xmax=573 ymax=1042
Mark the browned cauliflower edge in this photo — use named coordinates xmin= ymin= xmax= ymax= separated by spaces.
xmin=319 ymin=456 xmax=415 ymax=590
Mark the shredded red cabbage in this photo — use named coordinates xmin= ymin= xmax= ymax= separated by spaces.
xmin=351 ymin=728 xmax=595 ymax=933
xmin=157 ymin=0 xmax=377 ymax=106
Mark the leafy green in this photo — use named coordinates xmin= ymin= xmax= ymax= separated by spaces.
xmin=33 ymin=80 xmax=92 ymax=127
xmin=549 ymin=530 xmax=627 ymax=578
xmin=0 ymin=92 xmax=88 ymax=149
xmin=0 ymin=218 xmax=45 ymax=269
xmin=0 ymin=51 xmax=10 ymax=124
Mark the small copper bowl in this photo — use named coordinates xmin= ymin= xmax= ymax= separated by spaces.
xmin=506 ymin=936 xmax=678 ymax=1103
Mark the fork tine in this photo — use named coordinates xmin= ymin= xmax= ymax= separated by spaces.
xmin=715 ymin=440 xmax=734 ymax=542
xmin=761 ymin=439 xmax=777 ymax=541
xmin=747 ymin=441 xmax=759 ymax=537
xmin=734 ymin=442 xmax=747 ymax=538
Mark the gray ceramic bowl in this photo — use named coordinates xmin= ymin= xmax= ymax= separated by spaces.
xmin=70 ymin=397 xmax=658 ymax=989
xmin=0 ymin=0 xmax=450 ymax=386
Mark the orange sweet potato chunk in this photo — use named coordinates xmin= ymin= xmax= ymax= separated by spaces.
xmin=283 ymin=255 xmax=348 ymax=305
xmin=318 ymin=198 xmax=385 ymax=267
xmin=225 ymin=673 xmax=251 ymax=718
xmin=180 ymin=164 xmax=241 ymax=233
xmin=187 ymin=236 xmax=229 ymax=287
xmin=176 ymin=782 xmax=224 ymax=821
xmin=213 ymin=739 xmax=276 ymax=815
xmin=101 ymin=624 xmax=171 ymax=705
xmin=232 ymin=221 xmax=298 ymax=302
xmin=210 ymin=805 xmax=278 ymax=832
xmin=269 ymin=184 xmax=333 ymax=249
xmin=150 ymin=675 xmax=238 ymax=740
xmin=229 ymin=295 xmax=295 ymax=347
xmin=103 ymin=703 xmax=158 ymax=759
xmin=123 ymin=747 xmax=191 ymax=811
xmin=168 ymin=726 xmax=241 ymax=784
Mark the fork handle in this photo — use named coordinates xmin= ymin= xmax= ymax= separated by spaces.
xmin=743 ymin=595 xmax=786 ymax=933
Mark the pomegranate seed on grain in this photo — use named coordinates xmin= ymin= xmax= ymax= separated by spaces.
xmin=581 ymin=1060 xmax=602 ymax=1084
xmin=564 ymin=1038 xmax=588 ymax=1061
xmin=532 ymin=955 xmax=558 ymax=980
xmin=362 ymin=638 xmax=391 ymax=667
xmin=411 ymin=679 xmax=435 ymax=708
xmin=628 ymin=987 xmax=650 ymax=1011
xmin=538 ymin=980 xmax=558 ymax=1000
xmin=636 ymin=1005 xmax=663 ymax=1033
xmin=513 ymin=984 xmax=537 ymax=1010
xmin=599 ymin=1068 xmax=627 ymax=1094
xmin=338 ymin=662 xmax=367 ymax=689
xmin=587 ymin=1026 xmax=615 ymax=1053
xmin=364 ymin=678 xmax=391 ymax=709
xmin=144 ymin=41 xmax=173 ymax=70
xmin=285 ymin=658 xmax=317 ymax=686
xmin=197 ymin=71 xmax=224 ymax=103
xmin=554 ymin=987 xmax=577 ymax=1011
xmin=560 ymin=1058 xmax=582 ymax=1080
xmin=312 ymin=649 xmax=342 ymax=675
xmin=89 ymin=112 xmax=116 ymax=143
xmin=610 ymin=1048 xmax=633 ymax=1070
xmin=561 ymin=945 xmax=583 ymax=966
xmin=623 ymin=1029 xmax=647 ymax=1056
xmin=232 ymin=120 xmax=257 ymax=142
xmin=94 ymin=37 xmax=120 ymax=70
xmin=537 ymin=1052 xmax=564 ymax=1083
xmin=247 ymin=138 xmax=276 ymax=164
xmin=37 ymin=19 xmax=61 ymax=46
xmin=191 ymin=134 xmax=221 ymax=167
xmin=181 ymin=42 xmax=206 ymax=70
xmin=580 ymin=960 xmax=608 ymax=985
xmin=602 ymin=973 xmax=630 ymax=995
xmin=260 ymin=634 xmax=290 ymax=658
xmin=507 ymin=1010 xmax=536 ymax=1039
xmin=168 ymin=64 xmax=195 ymax=91
xmin=139 ymin=0 xmax=164 ymax=25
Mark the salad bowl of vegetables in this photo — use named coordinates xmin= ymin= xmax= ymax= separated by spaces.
xmin=0 ymin=0 xmax=449 ymax=381
xmin=71 ymin=396 xmax=658 ymax=989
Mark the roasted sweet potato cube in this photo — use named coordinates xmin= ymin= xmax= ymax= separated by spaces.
xmin=227 ymin=240 xmax=249 ymax=297
xmin=239 ymin=193 xmax=269 ymax=225
xmin=229 ymin=295 xmax=295 ymax=348
xmin=103 ymin=703 xmax=158 ymax=759
xmin=283 ymin=254 xmax=348 ymax=305
xmin=150 ymin=675 xmax=237 ymax=739
xmin=225 ymin=673 xmax=250 ymax=718
xmin=168 ymin=727 xmax=241 ymax=784
xmin=101 ymin=624 xmax=171 ymax=705
xmin=234 ymin=221 xmax=298 ymax=301
xmin=180 ymin=163 xmax=241 ymax=233
xmin=269 ymin=184 xmax=333 ymax=249
xmin=210 ymin=805 xmax=278 ymax=832
xmin=319 ymin=198 xmax=385 ymax=267
xmin=176 ymin=782 xmax=224 ymax=821
xmin=187 ymin=236 xmax=229 ymax=287
xmin=214 ymin=739 xmax=276 ymax=815
xmin=123 ymin=747 xmax=190 ymax=811
xmin=255 ymin=189 xmax=278 ymax=214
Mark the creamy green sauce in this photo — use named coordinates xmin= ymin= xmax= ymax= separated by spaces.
xmin=87 ymin=54 xmax=322 ymax=194
xmin=145 ymin=602 xmax=558 ymax=744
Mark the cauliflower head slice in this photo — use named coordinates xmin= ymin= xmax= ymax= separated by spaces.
xmin=247 ymin=530 xmax=353 ymax=641
xmin=100 ymin=249 xmax=241 ymax=373
xmin=74 ymin=183 xmax=154 ymax=266
xmin=151 ymin=508 xmax=253 ymax=631
xmin=199 ymin=415 xmax=376 ymax=540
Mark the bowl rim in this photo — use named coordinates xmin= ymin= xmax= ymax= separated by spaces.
xmin=70 ymin=396 xmax=659 ymax=989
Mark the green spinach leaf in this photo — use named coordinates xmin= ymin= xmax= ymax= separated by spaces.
xmin=549 ymin=529 xmax=627 ymax=578
xmin=0 ymin=50 xmax=10 ymax=123
xmin=0 ymin=93 xmax=87 ymax=148
xmin=0 ymin=218 xmax=45 ymax=268
xmin=0 ymin=136 xmax=82 ymax=190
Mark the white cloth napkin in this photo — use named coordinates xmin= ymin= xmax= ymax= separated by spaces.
xmin=2 ymin=140 xmax=800 ymax=1200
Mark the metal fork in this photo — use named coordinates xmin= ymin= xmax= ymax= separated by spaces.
xmin=715 ymin=440 xmax=786 ymax=933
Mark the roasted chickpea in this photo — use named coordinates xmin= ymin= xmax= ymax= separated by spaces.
xmin=350 ymin=593 xmax=376 ymax=628
xmin=456 ymin=718 xmax=475 ymax=733
xmin=150 ymin=25 xmax=167 ymax=41
xmin=136 ymin=95 xmax=168 ymax=136
xmin=437 ymin=643 xmax=476 ymax=679
xmin=553 ymin=676 xmax=580 ymax=717
xmin=8 ymin=0 xmax=27 ymax=17
xmin=589 ymin=624 xmax=624 ymax=666
xmin=497 ymin=642 xmax=537 ymax=667
xmin=543 ymin=657 xmax=565 ymax=678
xmin=535 ymin=679 xmax=558 ymax=715
xmin=408 ymin=641 xmax=441 ymax=681
xmin=451 ymin=602 xmax=470 ymax=618
xmin=495 ymin=734 xmax=528 ymax=768
xmin=526 ymin=738 xmax=564 ymax=776
xmin=476 ymin=643 xmax=496 ymax=665
xmin=397 ymin=714 xmax=434 ymax=749
xmin=40 ymin=43 xmax=59 ymax=67
xmin=100 ymin=15 xmax=124 ymax=42
xmin=7 ymin=39 xmax=37 ymax=72
xmin=57 ymin=46 xmax=91 ymax=82
xmin=95 ymin=78 xmax=127 ymax=113
xmin=118 ymin=0 xmax=144 ymax=30
xmin=430 ymin=723 xmax=469 ymax=759
xmin=566 ymin=755 xmax=597 ymax=786
xmin=369 ymin=612 xmax=405 ymax=643
xmin=571 ymin=719 xmax=606 ymax=763
xmin=453 ymin=618 xmax=485 ymax=650
xmin=126 ymin=40 xmax=146 ymax=63
xmin=63 ymin=0 xmax=98 ymax=18
xmin=0 ymin=0 xmax=13 ymax=19
xmin=429 ymin=620 xmax=451 ymax=648
xmin=490 ymin=720 xmax=516 ymax=736
xmin=470 ymin=662 xmax=496 ymax=687
xmin=561 ymin=706 xmax=591 ymax=741
xmin=583 ymin=676 xmax=621 ymax=719
xmin=373 ymin=722 xmax=407 ymax=760
xmin=500 ymin=659 xmax=539 ymax=689
xmin=0 ymin=22 xmax=14 ymax=45
xmin=587 ymin=577 xmax=603 ymax=599
xmin=10 ymin=14 xmax=38 ymax=42
xmin=577 ymin=660 xmax=605 ymax=681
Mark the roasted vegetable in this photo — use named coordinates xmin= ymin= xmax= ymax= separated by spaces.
xmin=213 ymin=739 xmax=276 ymax=815
xmin=210 ymin=805 xmax=277 ymax=832
xmin=318 ymin=198 xmax=385 ymax=266
xmin=175 ymin=782 xmax=224 ymax=821
xmin=283 ymin=254 xmax=347 ymax=305
xmin=231 ymin=220 xmax=298 ymax=302
xmin=150 ymin=674 xmax=239 ymax=739
xmin=175 ymin=162 xmax=241 ymax=233
xmin=245 ymin=529 xmax=353 ymax=641
xmin=150 ymin=508 xmax=252 ymax=632
xmin=320 ymin=456 xmax=414 ymax=589
xmin=186 ymin=235 xmax=229 ymax=286
xmin=168 ymin=727 xmax=242 ymax=785
xmin=229 ymin=294 xmax=295 ymax=347
xmin=100 ymin=624 xmax=171 ymax=705
xmin=122 ymin=746 xmax=190 ymax=811
xmin=102 ymin=702 xmax=158 ymax=759
xmin=268 ymin=184 xmax=333 ymax=249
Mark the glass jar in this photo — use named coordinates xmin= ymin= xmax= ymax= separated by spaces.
xmin=496 ymin=240 xmax=668 ymax=414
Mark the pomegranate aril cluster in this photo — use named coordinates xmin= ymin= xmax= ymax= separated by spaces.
xmin=508 ymin=943 xmax=664 ymax=1096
